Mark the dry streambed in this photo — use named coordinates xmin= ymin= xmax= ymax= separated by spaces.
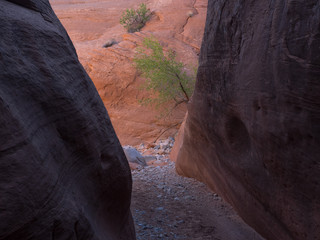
xmin=127 ymin=140 xmax=264 ymax=240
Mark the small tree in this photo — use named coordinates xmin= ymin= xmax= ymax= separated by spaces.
xmin=120 ymin=3 xmax=151 ymax=33
xmin=134 ymin=37 xmax=196 ymax=111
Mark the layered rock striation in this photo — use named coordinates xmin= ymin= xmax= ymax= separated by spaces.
xmin=0 ymin=1 xmax=135 ymax=239
xmin=175 ymin=0 xmax=320 ymax=239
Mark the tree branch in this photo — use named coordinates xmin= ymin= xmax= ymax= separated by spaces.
xmin=174 ymin=73 xmax=190 ymax=102
xmin=153 ymin=123 xmax=180 ymax=143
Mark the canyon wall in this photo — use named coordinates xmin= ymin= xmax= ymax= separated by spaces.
xmin=0 ymin=1 xmax=135 ymax=239
xmin=175 ymin=0 xmax=320 ymax=239
xmin=50 ymin=0 xmax=207 ymax=145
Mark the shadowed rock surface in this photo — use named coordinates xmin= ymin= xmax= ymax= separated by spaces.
xmin=175 ymin=0 xmax=320 ymax=239
xmin=0 ymin=1 xmax=135 ymax=239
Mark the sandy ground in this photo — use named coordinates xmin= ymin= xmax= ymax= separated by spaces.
xmin=130 ymin=150 xmax=265 ymax=240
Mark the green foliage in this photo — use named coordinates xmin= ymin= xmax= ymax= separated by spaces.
xmin=134 ymin=37 xmax=196 ymax=109
xmin=120 ymin=3 xmax=150 ymax=33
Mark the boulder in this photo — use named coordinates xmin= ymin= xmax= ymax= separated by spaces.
xmin=175 ymin=0 xmax=320 ymax=240
xmin=0 ymin=1 xmax=135 ymax=239
xmin=123 ymin=146 xmax=147 ymax=166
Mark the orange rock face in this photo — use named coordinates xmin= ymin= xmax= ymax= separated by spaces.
xmin=50 ymin=0 xmax=207 ymax=145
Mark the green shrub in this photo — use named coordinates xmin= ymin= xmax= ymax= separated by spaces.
xmin=120 ymin=3 xmax=151 ymax=33
xmin=134 ymin=36 xmax=196 ymax=110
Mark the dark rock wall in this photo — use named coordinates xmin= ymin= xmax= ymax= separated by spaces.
xmin=0 ymin=1 xmax=135 ymax=239
xmin=176 ymin=0 xmax=320 ymax=239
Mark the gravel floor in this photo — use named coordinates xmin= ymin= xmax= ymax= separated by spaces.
xmin=131 ymin=161 xmax=265 ymax=240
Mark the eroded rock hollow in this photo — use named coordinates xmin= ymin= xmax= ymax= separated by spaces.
xmin=175 ymin=0 xmax=320 ymax=239
xmin=0 ymin=0 xmax=135 ymax=239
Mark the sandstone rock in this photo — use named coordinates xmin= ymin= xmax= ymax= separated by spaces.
xmin=0 ymin=1 xmax=135 ymax=239
xmin=170 ymin=112 xmax=187 ymax=162
xmin=123 ymin=146 xmax=147 ymax=166
xmin=50 ymin=0 xmax=208 ymax=145
xmin=144 ymin=155 xmax=158 ymax=162
xmin=129 ymin=162 xmax=141 ymax=171
xmin=175 ymin=1 xmax=320 ymax=240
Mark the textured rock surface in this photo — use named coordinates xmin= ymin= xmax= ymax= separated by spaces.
xmin=0 ymin=1 xmax=135 ymax=239
xmin=50 ymin=0 xmax=207 ymax=145
xmin=123 ymin=146 xmax=147 ymax=167
xmin=175 ymin=1 xmax=320 ymax=240
xmin=169 ymin=112 xmax=187 ymax=163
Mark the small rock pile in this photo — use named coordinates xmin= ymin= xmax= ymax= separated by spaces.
xmin=123 ymin=137 xmax=175 ymax=170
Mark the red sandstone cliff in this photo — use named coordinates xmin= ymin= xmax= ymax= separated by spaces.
xmin=51 ymin=0 xmax=208 ymax=145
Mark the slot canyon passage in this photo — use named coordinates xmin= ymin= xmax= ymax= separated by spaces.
xmin=0 ymin=1 xmax=319 ymax=240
